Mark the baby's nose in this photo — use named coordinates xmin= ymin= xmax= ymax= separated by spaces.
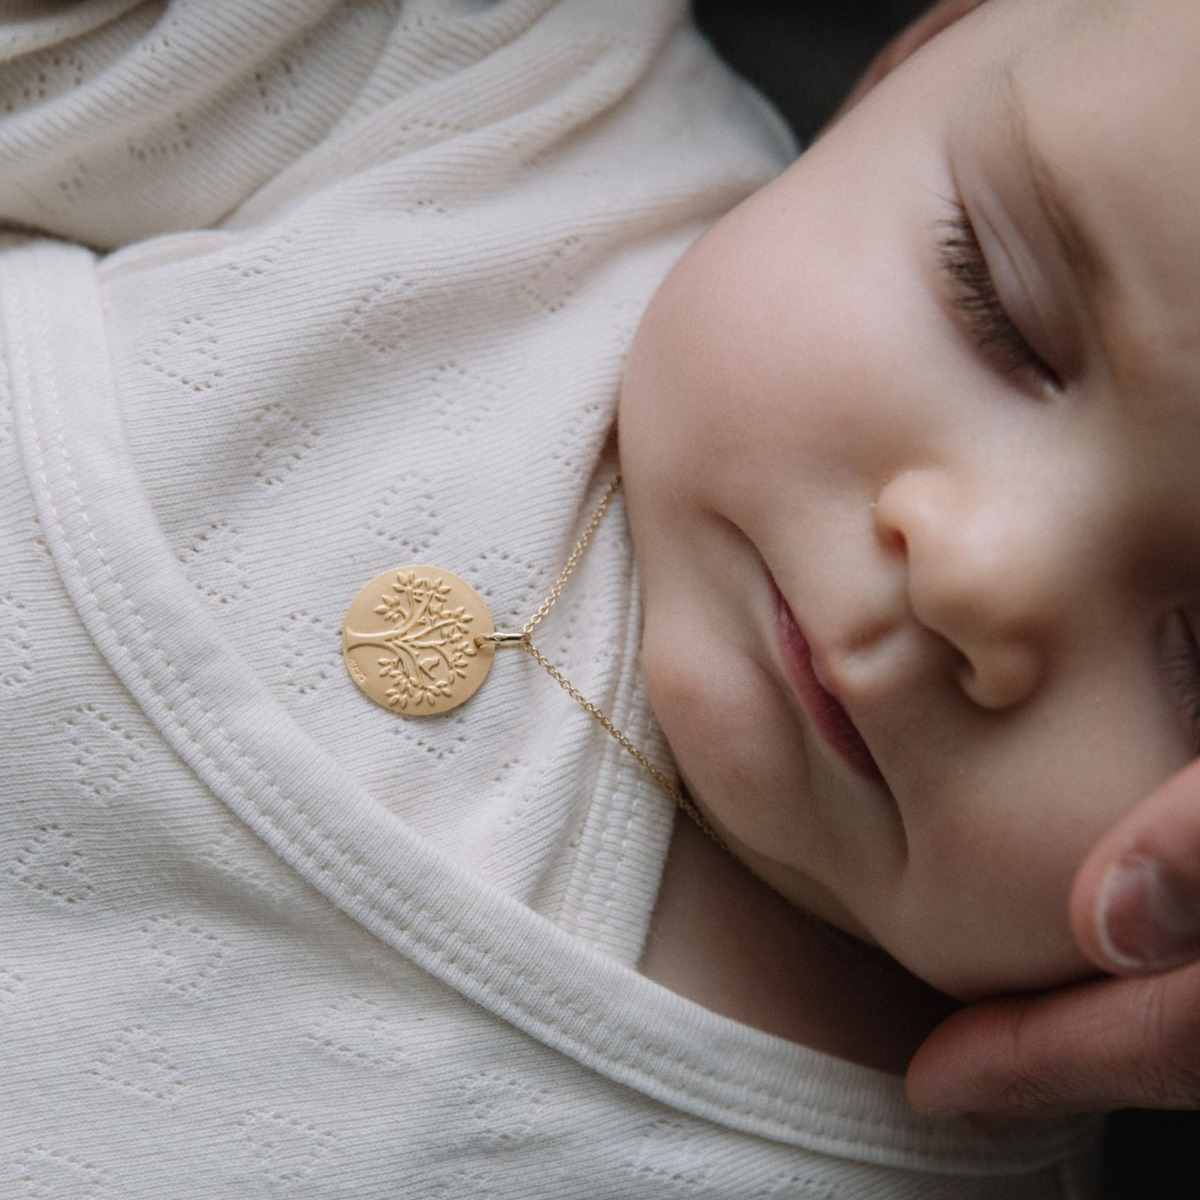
xmin=874 ymin=469 xmax=1061 ymax=710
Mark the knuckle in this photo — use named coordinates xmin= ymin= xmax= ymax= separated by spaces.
xmin=994 ymin=1068 xmax=1076 ymax=1113
xmin=990 ymin=1004 xmax=1089 ymax=1113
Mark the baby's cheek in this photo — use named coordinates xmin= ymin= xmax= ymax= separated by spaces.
xmin=887 ymin=682 xmax=1189 ymax=996
xmin=882 ymin=798 xmax=1091 ymax=998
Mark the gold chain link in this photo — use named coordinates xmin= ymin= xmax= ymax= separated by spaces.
xmin=477 ymin=487 xmax=902 ymax=964
xmin=479 ymin=474 xmax=724 ymax=848
xmin=522 ymin=473 xmax=622 ymax=639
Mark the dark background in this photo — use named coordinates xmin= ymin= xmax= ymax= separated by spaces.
xmin=694 ymin=0 xmax=929 ymax=145
xmin=690 ymin=2 xmax=1200 ymax=1196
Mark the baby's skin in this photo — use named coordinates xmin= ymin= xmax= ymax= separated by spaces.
xmin=624 ymin=0 xmax=1200 ymax=1089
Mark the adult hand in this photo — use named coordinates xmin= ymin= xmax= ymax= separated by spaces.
xmin=907 ymin=760 xmax=1200 ymax=1118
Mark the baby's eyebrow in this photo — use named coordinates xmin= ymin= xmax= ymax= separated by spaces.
xmin=998 ymin=66 xmax=1110 ymax=298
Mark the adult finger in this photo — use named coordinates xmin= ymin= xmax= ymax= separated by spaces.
xmin=906 ymin=962 xmax=1200 ymax=1117
xmin=1071 ymin=757 xmax=1200 ymax=975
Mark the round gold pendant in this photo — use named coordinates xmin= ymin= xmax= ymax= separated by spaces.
xmin=342 ymin=566 xmax=495 ymax=715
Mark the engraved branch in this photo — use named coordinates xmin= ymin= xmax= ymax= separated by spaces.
xmin=344 ymin=571 xmax=477 ymax=710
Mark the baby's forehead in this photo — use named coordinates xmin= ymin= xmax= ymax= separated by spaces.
xmin=1013 ymin=0 xmax=1200 ymax=127
xmin=950 ymin=0 xmax=1200 ymax=217
xmin=993 ymin=3 xmax=1200 ymax=337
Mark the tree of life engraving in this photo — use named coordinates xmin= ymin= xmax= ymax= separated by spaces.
xmin=342 ymin=567 xmax=495 ymax=715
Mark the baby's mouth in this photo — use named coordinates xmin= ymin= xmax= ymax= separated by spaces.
xmin=773 ymin=585 xmax=886 ymax=786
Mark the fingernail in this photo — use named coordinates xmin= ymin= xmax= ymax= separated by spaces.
xmin=1097 ymin=855 xmax=1200 ymax=971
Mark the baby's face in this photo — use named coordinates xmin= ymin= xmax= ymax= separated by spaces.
xmin=619 ymin=0 xmax=1200 ymax=999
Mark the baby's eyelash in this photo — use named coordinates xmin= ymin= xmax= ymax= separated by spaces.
xmin=937 ymin=203 xmax=1056 ymax=385
xmin=1165 ymin=615 xmax=1200 ymax=755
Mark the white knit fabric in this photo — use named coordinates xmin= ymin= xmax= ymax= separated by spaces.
xmin=0 ymin=2 xmax=1099 ymax=1196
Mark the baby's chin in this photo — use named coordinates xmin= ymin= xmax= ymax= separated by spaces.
xmin=869 ymin=923 xmax=1101 ymax=1004
xmin=730 ymin=831 xmax=1098 ymax=1003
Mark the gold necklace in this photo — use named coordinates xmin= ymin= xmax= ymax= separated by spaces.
xmin=342 ymin=485 xmax=903 ymax=970
xmin=341 ymin=474 xmax=721 ymax=844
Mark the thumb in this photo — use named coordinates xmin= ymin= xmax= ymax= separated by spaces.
xmin=1072 ymin=757 xmax=1200 ymax=975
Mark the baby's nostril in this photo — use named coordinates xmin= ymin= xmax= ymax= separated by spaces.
xmin=956 ymin=643 xmax=1043 ymax=710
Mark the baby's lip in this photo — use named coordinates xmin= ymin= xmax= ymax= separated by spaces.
xmin=772 ymin=583 xmax=886 ymax=787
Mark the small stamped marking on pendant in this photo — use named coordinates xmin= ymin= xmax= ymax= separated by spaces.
xmin=342 ymin=566 xmax=495 ymax=715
